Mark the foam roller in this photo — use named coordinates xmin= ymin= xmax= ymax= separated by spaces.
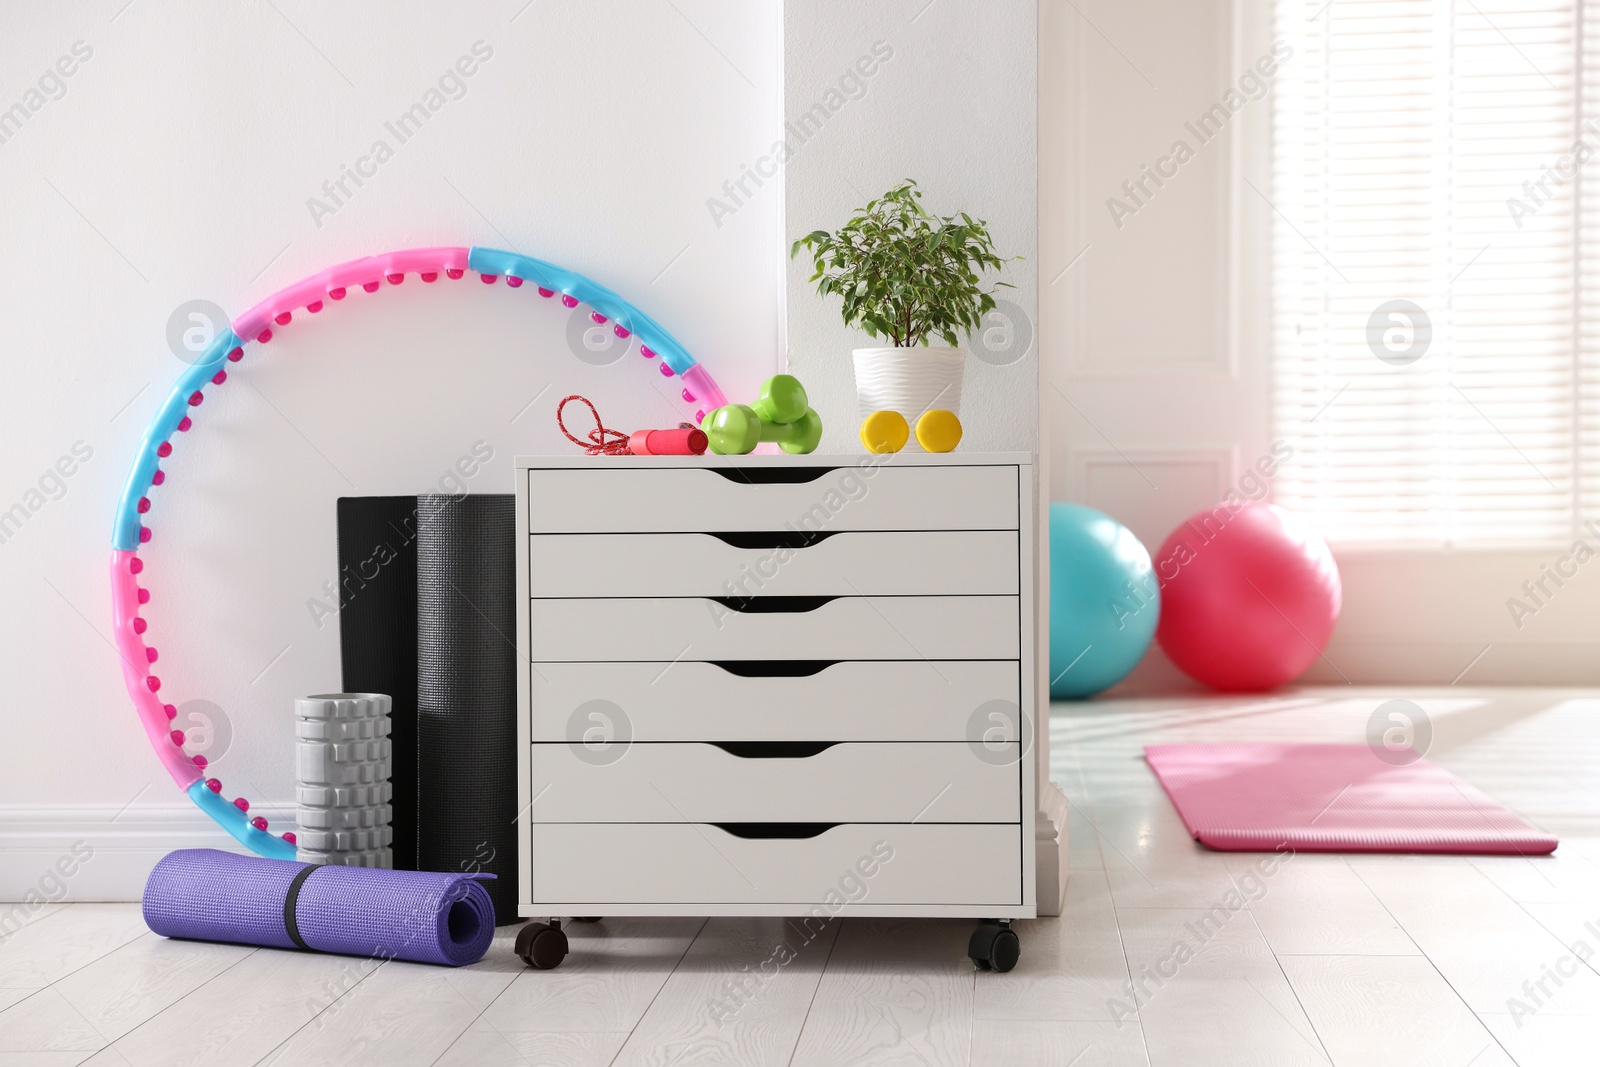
xmin=336 ymin=496 xmax=420 ymax=870
xmin=296 ymin=694 xmax=394 ymax=868
xmin=415 ymin=494 xmax=519 ymax=924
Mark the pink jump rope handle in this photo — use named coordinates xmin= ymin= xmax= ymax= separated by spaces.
xmin=630 ymin=428 xmax=708 ymax=456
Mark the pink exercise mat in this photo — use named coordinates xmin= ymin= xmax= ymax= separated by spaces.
xmin=1144 ymin=743 xmax=1558 ymax=855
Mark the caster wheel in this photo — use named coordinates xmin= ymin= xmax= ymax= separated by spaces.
xmin=968 ymin=923 xmax=1020 ymax=973
xmin=573 ymin=916 xmax=602 ymax=923
xmin=514 ymin=921 xmax=569 ymax=969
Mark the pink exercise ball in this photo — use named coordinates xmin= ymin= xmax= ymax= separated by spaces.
xmin=1154 ymin=503 xmax=1340 ymax=692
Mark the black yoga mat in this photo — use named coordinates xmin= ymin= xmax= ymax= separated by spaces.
xmin=415 ymin=493 xmax=519 ymax=924
xmin=336 ymin=496 xmax=420 ymax=870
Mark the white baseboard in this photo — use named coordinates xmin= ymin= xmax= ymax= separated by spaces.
xmin=0 ymin=804 xmax=266 ymax=902
xmin=1034 ymin=781 xmax=1070 ymax=918
xmin=1299 ymin=640 xmax=1600 ymax=686
xmin=1109 ymin=640 xmax=1600 ymax=690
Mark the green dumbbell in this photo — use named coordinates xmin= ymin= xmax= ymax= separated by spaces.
xmin=703 ymin=375 xmax=823 ymax=455
xmin=704 ymin=404 xmax=824 ymax=455
xmin=749 ymin=374 xmax=812 ymax=426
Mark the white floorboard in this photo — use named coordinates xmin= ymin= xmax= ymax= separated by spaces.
xmin=1279 ymin=954 xmax=1514 ymax=1067
xmin=3 ymin=686 xmax=1595 ymax=1065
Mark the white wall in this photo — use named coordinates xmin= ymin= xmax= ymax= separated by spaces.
xmin=0 ymin=0 xmax=784 ymax=894
xmin=782 ymin=0 xmax=1038 ymax=453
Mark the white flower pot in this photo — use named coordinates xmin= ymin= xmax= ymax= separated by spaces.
xmin=852 ymin=347 xmax=967 ymax=425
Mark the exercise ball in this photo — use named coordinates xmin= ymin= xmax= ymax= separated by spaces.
xmin=1155 ymin=502 xmax=1340 ymax=692
xmin=1048 ymin=504 xmax=1159 ymax=699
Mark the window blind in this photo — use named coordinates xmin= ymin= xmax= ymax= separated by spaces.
xmin=1272 ymin=0 xmax=1587 ymax=545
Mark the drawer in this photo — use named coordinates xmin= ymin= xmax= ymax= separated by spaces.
xmin=529 ymin=531 xmax=1018 ymax=598
xmin=528 ymin=823 xmax=1022 ymax=906
xmin=529 ymin=660 xmax=1022 ymax=741
xmin=528 ymin=595 xmax=1019 ymax=661
xmin=528 ymin=741 xmax=1020 ymax=823
xmin=525 ymin=464 xmax=1019 ymax=532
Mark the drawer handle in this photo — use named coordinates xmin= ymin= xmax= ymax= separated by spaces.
xmin=713 ymin=822 xmax=838 ymax=839
xmin=710 ymin=660 xmax=836 ymax=677
xmin=709 ymin=595 xmax=838 ymax=614
xmin=708 ymin=741 xmax=840 ymax=759
xmin=706 ymin=531 xmax=838 ymax=549
xmin=708 ymin=468 xmax=834 ymax=485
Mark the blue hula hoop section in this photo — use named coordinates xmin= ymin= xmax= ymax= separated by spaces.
xmin=189 ymin=778 xmax=298 ymax=860
xmin=467 ymin=247 xmax=698 ymax=376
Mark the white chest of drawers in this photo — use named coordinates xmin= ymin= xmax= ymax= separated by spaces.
xmin=515 ymin=453 xmax=1038 ymax=931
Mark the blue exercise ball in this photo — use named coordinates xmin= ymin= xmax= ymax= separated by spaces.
xmin=1049 ymin=503 xmax=1159 ymax=698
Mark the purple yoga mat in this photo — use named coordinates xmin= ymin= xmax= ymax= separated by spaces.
xmin=143 ymin=849 xmax=496 ymax=966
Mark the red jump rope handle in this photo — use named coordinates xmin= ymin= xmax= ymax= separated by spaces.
xmin=630 ymin=428 xmax=708 ymax=455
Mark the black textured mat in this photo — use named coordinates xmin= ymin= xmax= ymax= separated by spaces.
xmin=335 ymin=496 xmax=420 ymax=870
xmin=414 ymin=493 xmax=519 ymax=924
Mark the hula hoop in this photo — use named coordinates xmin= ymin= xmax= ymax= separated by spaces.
xmin=111 ymin=245 xmax=728 ymax=859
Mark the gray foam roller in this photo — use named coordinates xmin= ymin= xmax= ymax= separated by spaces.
xmin=296 ymin=693 xmax=394 ymax=868
xmin=297 ymin=782 xmax=393 ymax=809
xmin=295 ymin=847 xmax=394 ymax=869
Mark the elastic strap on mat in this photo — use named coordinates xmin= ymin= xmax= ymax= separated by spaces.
xmin=284 ymin=864 xmax=323 ymax=950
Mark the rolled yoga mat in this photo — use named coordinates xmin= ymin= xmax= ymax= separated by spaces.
xmin=415 ymin=493 xmax=519 ymax=924
xmin=143 ymin=848 xmax=496 ymax=966
xmin=336 ymin=496 xmax=420 ymax=870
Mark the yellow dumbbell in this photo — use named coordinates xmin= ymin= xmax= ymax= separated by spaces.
xmin=915 ymin=409 xmax=962 ymax=453
xmin=859 ymin=409 xmax=963 ymax=453
xmin=860 ymin=410 xmax=910 ymax=453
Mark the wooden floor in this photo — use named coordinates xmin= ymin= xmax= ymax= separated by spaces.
xmin=3 ymin=687 xmax=1597 ymax=1066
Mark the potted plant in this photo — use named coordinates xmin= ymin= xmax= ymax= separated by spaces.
xmin=791 ymin=180 xmax=1014 ymax=427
